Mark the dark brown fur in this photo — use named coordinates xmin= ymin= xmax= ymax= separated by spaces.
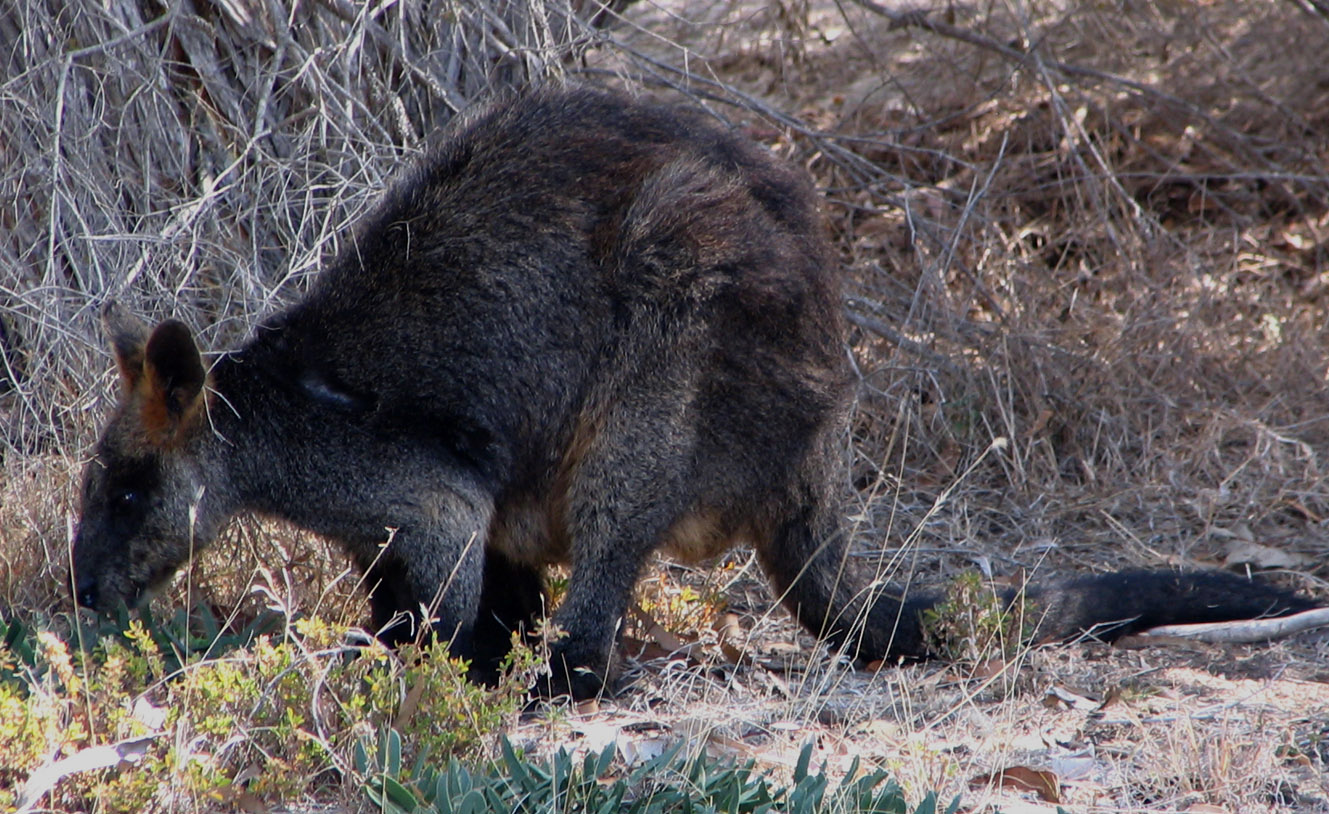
xmin=72 ymin=86 xmax=1316 ymax=700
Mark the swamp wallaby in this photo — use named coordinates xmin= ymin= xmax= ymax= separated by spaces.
xmin=71 ymin=86 xmax=1316 ymax=699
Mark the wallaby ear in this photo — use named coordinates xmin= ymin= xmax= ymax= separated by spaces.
xmin=140 ymin=320 xmax=207 ymax=440
xmin=102 ymin=302 xmax=150 ymax=391
xmin=144 ymin=320 xmax=206 ymax=417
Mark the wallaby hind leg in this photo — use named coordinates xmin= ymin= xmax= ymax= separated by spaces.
xmin=543 ymin=408 xmax=697 ymax=700
xmin=546 ymin=492 xmax=689 ymax=699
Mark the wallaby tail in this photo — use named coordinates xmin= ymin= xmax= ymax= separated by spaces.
xmin=1016 ymin=568 xmax=1317 ymax=643
xmin=762 ymin=496 xmax=1316 ymax=663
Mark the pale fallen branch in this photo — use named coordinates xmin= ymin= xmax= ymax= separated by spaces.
xmin=17 ymin=734 xmax=161 ymax=814
xmin=1131 ymin=607 xmax=1329 ymax=644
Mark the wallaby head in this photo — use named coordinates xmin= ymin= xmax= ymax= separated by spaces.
xmin=71 ymin=303 xmax=224 ymax=612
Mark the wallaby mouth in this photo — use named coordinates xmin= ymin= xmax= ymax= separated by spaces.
xmin=70 ymin=555 xmax=173 ymax=614
xmin=70 ymin=570 xmax=141 ymax=613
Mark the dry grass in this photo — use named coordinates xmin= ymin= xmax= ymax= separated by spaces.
xmin=4 ymin=0 xmax=1329 ymax=810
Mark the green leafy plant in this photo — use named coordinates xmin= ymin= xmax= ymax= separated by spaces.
xmin=920 ymin=572 xmax=1036 ymax=668
xmin=356 ymin=735 xmax=957 ymax=814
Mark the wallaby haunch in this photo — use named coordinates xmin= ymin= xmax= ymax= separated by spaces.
xmin=72 ymin=86 xmax=1316 ymax=700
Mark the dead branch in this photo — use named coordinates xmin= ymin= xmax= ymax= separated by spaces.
xmin=1133 ymin=607 xmax=1329 ymax=644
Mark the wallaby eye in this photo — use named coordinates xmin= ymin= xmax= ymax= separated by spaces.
xmin=114 ymin=489 xmax=141 ymax=510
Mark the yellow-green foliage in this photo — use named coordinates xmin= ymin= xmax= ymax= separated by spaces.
xmin=0 ymin=631 xmax=88 ymax=809
xmin=360 ymin=636 xmax=538 ymax=760
xmin=0 ymin=616 xmax=532 ymax=812
xmin=635 ymin=563 xmax=733 ymax=638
